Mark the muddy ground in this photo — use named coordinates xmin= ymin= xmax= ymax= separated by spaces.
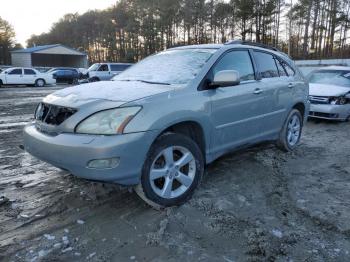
xmin=0 ymin=86 xmax=349 ymax=262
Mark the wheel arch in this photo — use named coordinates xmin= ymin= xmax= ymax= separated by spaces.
xmin=89 ymin=77 xmax=100 ymax=82
xmin=153 ymin=120 xmax=207 ymax=162
xmin=292 ymin=102 xmax=306 ymax=119
xmin=36 ymin=78 xmax=46 ymax=84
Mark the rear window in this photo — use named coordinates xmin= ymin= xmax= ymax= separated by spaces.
xmin=254 ymin=51 xmax=279 ymax=79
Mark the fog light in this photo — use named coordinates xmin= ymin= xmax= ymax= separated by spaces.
xmin=87 ymin=158 xmax=120 ymax=169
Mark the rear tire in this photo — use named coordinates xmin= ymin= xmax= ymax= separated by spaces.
xmin=35 ymin=79 xmax=45 ymax=87
xmin=0 ymin=80 xmax=2 ymax=88
xmin=135 ymin=133 xmax=204 ymax=209
xmin=277 ymin=109 xmax=303 ymax=152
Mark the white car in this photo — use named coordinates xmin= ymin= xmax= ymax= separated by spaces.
xmin=87 ymin=63 xmax=132 ymax=82
xmin=308 ymin=66 xmax=350 ymax=121
xmin=0 ymin=67 xmax=56 ymax=87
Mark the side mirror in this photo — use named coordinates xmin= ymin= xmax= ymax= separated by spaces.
xmin=210 ymin=70 xmax=240 ymax=88
xmin=4 ymin=71 xmax=8 ymax=74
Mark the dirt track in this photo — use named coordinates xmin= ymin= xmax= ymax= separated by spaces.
xmin=0 ymin=86 xmax=350 ymax=261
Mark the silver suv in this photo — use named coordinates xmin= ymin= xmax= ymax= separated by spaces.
xmin=24 ymin=41 xmax=309 ymax=208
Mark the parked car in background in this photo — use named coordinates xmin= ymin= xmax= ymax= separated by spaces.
xmin=24 ymin=41 xmax=309 ymax=208
xmin=87 ymin=63 xmax=132 ymax=82
xmin=308 ymin=66 xmax=350 ymax=121
xmin=47 ymin=68 xmax=80 ymax=84
xmin=0 ymin=67 xmax=55 ymax=87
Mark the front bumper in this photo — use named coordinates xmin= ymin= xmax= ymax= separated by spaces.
xmin=309 ymin=103 xmax=350 ymax=121
xmin=23 ymin=124 xmax=157 ymax=185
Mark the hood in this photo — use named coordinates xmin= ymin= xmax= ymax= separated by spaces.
xmin=309 ymin=83 xmax=350 ymax=97
xmin=44 ymin=80 xmax=174 ymax=107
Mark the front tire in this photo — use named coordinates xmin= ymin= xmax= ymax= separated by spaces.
xmin=89 ymin=77 xmax=100 ymax=82
xmin=35 ymin=79 xmax=45 ymax=87
xmin=135 ymin=133 xmax=204 ymax=208
xmin=277 ymin=109 xmax=303 ymax=151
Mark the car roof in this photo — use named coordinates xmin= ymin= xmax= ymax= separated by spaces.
xmin=169 ymin=42 xmax=292 ymax=62
xmin=52 ymin=68 xmax=77 ymax=70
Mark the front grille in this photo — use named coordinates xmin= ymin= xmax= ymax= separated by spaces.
xmin=309 ymin=96 xmax=329 ymax=104
xmin=35 ymin=103 xmax=77 ymax=126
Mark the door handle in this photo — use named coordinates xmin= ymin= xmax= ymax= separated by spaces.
xmin=253 ymin=88 xmax=263 ymax=95
xmin=288 ymin=83 xmax=295 ymax=88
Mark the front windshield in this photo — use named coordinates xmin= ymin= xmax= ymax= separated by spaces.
xmin=88 ymin=63 xmax=100 ymax=72
xmin=309 ymin=70 xmax=350 ymax=87
xmin=113 ymin=49 xmax=217 ymax=85
xmin=47 ymin=68 xmax=57 ymax=73
xmin=2 ymin=68 xmax=12 ymax=73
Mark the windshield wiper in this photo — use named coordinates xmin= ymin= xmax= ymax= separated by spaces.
xmin=118 ymin=79 xmax=170 ymax=85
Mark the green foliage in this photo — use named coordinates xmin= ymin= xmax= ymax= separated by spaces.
xmin=25 ymin=0 xmax=350 ymax=62
xmin=0 ymin=17 xmax=16 ymax=65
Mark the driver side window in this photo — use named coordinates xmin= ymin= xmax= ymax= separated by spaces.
xmin=9 ymin=69 xmax=22 ymax=75
xmin=212 ymin=50 xmax=255 ymax=82
xmin=98 ymin=64 xmax=109 ymax=72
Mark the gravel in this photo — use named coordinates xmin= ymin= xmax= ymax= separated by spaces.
xmin=0 ymin=86 xmax=350 ymax=261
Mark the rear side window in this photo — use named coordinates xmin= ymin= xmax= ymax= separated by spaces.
xmin=212 ymin=50 xmax=255 ymax=81
xmin=24 ymin=69 xmax=36 ymax=75
xmin=110 ymin=64 xmax=131 ymax=71
xmin=281 ymin=61 xmax=295 ymax=76
xmin=9 ymin=69 xmax=22 ymax=75
xmin=254 ymin=51 xmax=279 ymax=79
xmin=275 ymin=59 xmax=287 ymax=76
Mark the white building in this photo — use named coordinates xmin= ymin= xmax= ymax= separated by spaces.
xmin=11 ymin=44 xmax=88 ymax=68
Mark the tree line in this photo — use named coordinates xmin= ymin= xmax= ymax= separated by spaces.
xmin=0 ymin=17 xmax=22 ymax=65
xmin=2 ymin=0 xmax=350 ymax=65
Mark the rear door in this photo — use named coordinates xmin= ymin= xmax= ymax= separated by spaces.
xmin=23 ymin=69 xmax=37 ymax=84
xmin=6 ymin=68 xmax=23 ymax=84
xmin=252 ymin=51 xmax=290 ymax=134
xmin=209 ymin=49 xmax=270 ymax=154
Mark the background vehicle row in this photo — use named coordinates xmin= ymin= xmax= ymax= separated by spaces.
xmin=0 ymin=67 xmax=55 ymax=87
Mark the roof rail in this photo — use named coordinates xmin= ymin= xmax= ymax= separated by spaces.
xmin=225 ymin=39 xmax=280 ymax=52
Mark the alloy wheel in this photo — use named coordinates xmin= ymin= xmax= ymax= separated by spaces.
xmin=149 ymin=146 xmax=196 ymax=199
xmin=37 ymin=79 xmax=44 ymax=87
xmin=287 ymin=114 xmax=301 ymax=146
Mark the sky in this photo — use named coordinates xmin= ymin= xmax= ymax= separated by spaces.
xmin=0 ymin=0 xmax=117 ymax=47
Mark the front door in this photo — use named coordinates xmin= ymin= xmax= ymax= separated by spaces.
xmin=96 ymin=64 xmax=111 ymax=80
xmin=6 ymin=68 xmax=23 ymax=84
xmin=209 ymin=50 xmax=270 ymax=155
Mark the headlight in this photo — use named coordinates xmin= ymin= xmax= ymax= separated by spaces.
xmin=338 ymin=97 xmax=347 ymax=105
xmin=75 ymin=107 xmax=141 ymax=135
xmin=330 ymin=97 xmax=347 ymax=105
